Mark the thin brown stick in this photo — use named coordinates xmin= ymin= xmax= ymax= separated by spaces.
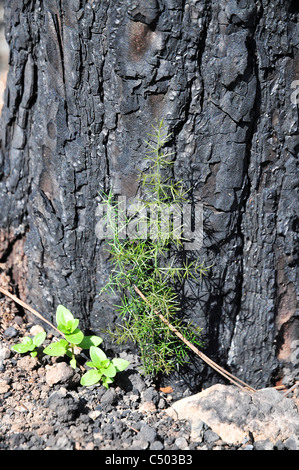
xmin=0 ymin=286 xmax=61 ymax=335
xmin=126 ymin=424 xmax=139 ymax=434
xmin=133 ymin=284 xmax=256 ymax=393
xmin=283 ymin=381 xmax=299 ymax=398
xmin=272 ymin=385 xmax=287 ymax=390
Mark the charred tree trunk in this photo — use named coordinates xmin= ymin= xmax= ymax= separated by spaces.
xmin=0 ymin=0 xmax=298 ymax=389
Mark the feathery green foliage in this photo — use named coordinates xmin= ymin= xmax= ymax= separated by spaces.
xmin=100 ymin=120 xmax=208 ymax=376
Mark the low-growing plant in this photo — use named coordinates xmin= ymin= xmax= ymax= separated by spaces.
xmin=99 ymin=120 xmax=209 ymax=376
xmin=80 ymin=346 xmax=130 ymax=388
xmin=11 ymin=331 xmax=46 ymax=358
xmin=11 ymin=304 xmax=130 ymax=387
xmin=43 ymin=305 xmax=103 ymax=369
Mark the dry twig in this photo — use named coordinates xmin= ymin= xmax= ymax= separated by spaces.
xmin=283 ymin=381 xmax=299 ymax=398
xmin=0 ymin=286 xmax=61 ymax=335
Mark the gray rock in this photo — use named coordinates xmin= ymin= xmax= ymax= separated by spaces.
xmin=167 ymin=384 xmax=299 ymax=446
xmin=150 ymin=441 xmax=164 ymax=450
xmin=138 ymin=423 xmax=157 ymax=443
xmin=141 ymin=387 xmax=159 ymax=405
xmin=46 ymin=388 xmax=80 ymax=423
xmin=4 ymin=327 xmax=18 ymax=338
xmin=283 ymin=437 xmax=298 ymax=451
xmin=204 ymin=429 xmax=220 ymax=444
xmin=0 ymin=343 xmax=11 ymax=371
xmin=129 ymin=374 xmax=147 ymax=393
xmin=131 ymin=439 xmax=149 ymax=450
xmin=45 ymin=362 xmax=80 ymax=388
xmin=174 ymin=437 xmax=189 ymax=450
xmin=254 ymin=439 xmax=274 ymax=451
xmin=101 ymin=387 xmax=117 ymax=406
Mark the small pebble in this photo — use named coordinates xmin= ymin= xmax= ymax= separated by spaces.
xmin=174 ymin=437 xmax=189 ymax=450
xmin=139 ymin=401 xmax=157 ymax=412
xmin=150 ymin=441 xmax=164 ymax=450
xmin=4 ymin=327 xmax=18 ymax=338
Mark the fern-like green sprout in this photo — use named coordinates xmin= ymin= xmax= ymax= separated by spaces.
xmin=99 ymin=120 xmax=209 ymax=376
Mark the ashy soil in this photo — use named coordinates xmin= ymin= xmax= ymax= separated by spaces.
xmin=0 ymin=293 xmax=297 ymax=451
xmin=0 ymin=294 xmax=211 ymax=451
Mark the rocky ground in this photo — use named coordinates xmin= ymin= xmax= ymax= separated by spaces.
xmin=0 ymin=291 xmax=298 ymax=452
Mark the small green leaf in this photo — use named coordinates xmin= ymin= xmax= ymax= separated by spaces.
xmin=33 ymin=331 xmax=47 ymax=347
xmin=85 ymin=361 xmax=95 ymax=368
xmin=112 ymin=358 xmax=130 ymax=372
xmin=80 ymin=369 xmax=102 ymax=387
xmin=56 ymin=305 xmax=74 ymax=330
xmin=71 ymin=319 xmax=79 ymax=332
xmin=66 ymin=318 xmax=79 ymax=334
xmin=78 ymin=335 xmax=103 ymax=349
xmin=22 ymin=336 xmax=33 ymax=346
xmin=102 ymin=376 xmax=114 ymax=389
xmin=90 ymin=346 xmax=108 ymax=369
xmin=57 ymin=325 xmax=68 ymax=335
xmin=30 ymin=351 xmax=37 ymax=358
xmin=70 ymin=357 xmax=77 ymax=369
xmin=100 ymin=362 xmax=117 ymax=378
xmin=64 ymin=328 xmax=84 ymax=345
xmin=11 ymin=343 xmax=31 ymax=354
xmin=101 ymin=359 xmax=110 ymax=368
xmin=43 ymin=339 xmax=69 ymax=356
xmin=21 ymin=337 xmax=35 ymax=352
xmin=58 ymin=319 xmax=79 ymax=335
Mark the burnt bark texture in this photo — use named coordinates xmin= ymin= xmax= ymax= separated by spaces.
xmin=0 ymin=0 xmax=298 ymax=389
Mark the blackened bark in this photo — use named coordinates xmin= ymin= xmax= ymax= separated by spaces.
xmin=0 ymin=0 xmax=298 ymax=389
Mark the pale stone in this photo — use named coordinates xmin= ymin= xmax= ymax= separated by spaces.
xmin=139 ymin=401 xmax=157 ymax=412
xmin=166 ymin=384 xmax=299 ymax=446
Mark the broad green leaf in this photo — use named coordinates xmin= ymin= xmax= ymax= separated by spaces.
xmin=100 ymin=362 xmax=117 ymax=378
xmin=64 ymin=328 xmax=84 ymax=345
xmin=78 ymin=335 xmax=103 ymax=349
xmin=11 ymin=343 xmax=31 ymax=354
xmin=56 ymin=305 xmax=74 ymax=330
xmin=80 ymin=369 xmax=102 ymax=387
xmin=90 ymin=346 xmax=108 ymax=369
xmin=33 ymin=331 xmax=47 ymax=347
xmin=112 ymin=358 xmax=130 ymax=372
xmin=43 ymin=339 xmax=69 ymax=356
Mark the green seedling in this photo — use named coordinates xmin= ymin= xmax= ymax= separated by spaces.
xmin=11 ymin=331 xmax=47 ymax=358
xmin=100 ymin=120 xmax=207 ymax=375
xmin=80 ymin=346 xmax=130 ymax=388
xmin=43 ymin=305 xmax=103 ymax=369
